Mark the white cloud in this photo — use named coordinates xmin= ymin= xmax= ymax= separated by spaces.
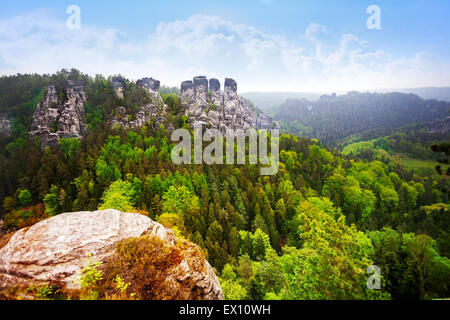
xmin=0 ymin=10 xmax=448 ymax=92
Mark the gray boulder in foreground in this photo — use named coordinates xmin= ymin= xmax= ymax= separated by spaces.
xmin=0 ymin=209 xmax=223 ymax=300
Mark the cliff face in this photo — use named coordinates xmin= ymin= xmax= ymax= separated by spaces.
xmin=181 ymin=76 xmax=279 ymax=132
xmin=0 ymin=114 xmax=11 ymax=136
xmin=0 ymin=209 xmax=223 ymax=300
xmin=29 ymin=81 xmax=88 ymax=149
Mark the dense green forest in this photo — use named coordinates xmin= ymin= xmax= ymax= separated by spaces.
xmin=270 ymin=92 xmax=450 ymax=147
xmin=0 ymin=71 xmax=449 ymax=300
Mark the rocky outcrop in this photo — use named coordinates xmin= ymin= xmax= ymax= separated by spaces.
xmin=29 ymin=81 xmax=88 ymax=149
xmin=30 ymin=75 xmax=277 ymax=141
xmin=137 ymin=77 xmax=162 ymax=103
xmin=0 ymin=114 xmax=11 ymax=136
xmin=112 ymin=76 xmax=126 ymax=99
xmin=181 ymin=76 xmax=279 ymax=132
xmin=0 ymin=209 xmax=223 ymax=300
xmin=111 ymin=77 xmax=168 ymax=130
xmin=110 ymin=75 xmax=278 ymax=133
xmin=428 ymin=116 xmax=450 ymax=134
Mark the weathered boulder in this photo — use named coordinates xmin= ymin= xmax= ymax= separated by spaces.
xmin=0 ymin=210 xmax=223 ymax=300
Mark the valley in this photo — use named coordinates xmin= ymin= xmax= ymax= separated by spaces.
xmin=0 ymin=69 xmax=448 ymax=301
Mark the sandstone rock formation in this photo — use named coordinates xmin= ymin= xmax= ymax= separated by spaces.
xmin=111 ymin=77 xmax=168 ymax=130
xmin=110 ymin=75 xmax=278 ymax=133
xmin=29 ymin=75 xmax=278 ymax=147
xmin=428 ymin=116 xmax=450 ymax=134
xmin=0 ymin=209 xmax=223 ymax=300
xmin=137 ymin=77 xmax=162 ymax=103
xmin=111 ymin=76 xmax=126 ymax=99
xmin=181 ymin=76 xmax=279 ymax=132
xmin=29 ymin=81 xmax=88 ymax=149
xmin=0 ymin=114 xmax=11 ymax=136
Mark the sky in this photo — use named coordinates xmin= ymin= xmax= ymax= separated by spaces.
xmin=0 ymin=0 xmax=449 ymax=92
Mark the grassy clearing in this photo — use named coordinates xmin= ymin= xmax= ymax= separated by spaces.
xmin=342 ymin=140 xmax=375 ymax=156
xmin=342 ymin=139 xmax=444 ymax=178
xmin=398 ymin=156 xmax=441 ymax=177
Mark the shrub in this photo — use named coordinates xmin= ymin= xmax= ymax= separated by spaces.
xmin=96 ymin=235 xmax=206 ymax=300
xmin=59 ymin=137 xmax=81 ymax=158
xmin=3 ymin=203 xmax=49 ymax=230
xmin=2 ymin=196 xmax=17 ymax=212
xmin=17 ymin=190 xmax=32 ymax=207
xmin=43 ymin=186 xmax=59 ymax=216
xmin=79 ymin=254 xmax=104 ymax=300
xmin=99 ymin=180 xmax=137 ymax=212
xmin=35 ymin=285 xmax=60 ymax=300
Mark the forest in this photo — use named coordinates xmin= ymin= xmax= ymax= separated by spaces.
xmin=270 ymin=92 xmax=450 ymax=147
xmin=0 ymin=70 xmax=449 ymax=300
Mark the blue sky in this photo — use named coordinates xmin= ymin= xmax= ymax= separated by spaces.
xmin=0 ymin=0 xmax=449 ymax=91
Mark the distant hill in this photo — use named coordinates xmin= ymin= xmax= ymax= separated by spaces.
xmin=242 ymin=88 xmax=450 ymax=113
xmin=377 ymin=87 xmax=450 ymax=102
xmin=241 ymin=92 xmax=323 ymax=112
xmin=270 ymin=91 xmax=450 ymax=147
